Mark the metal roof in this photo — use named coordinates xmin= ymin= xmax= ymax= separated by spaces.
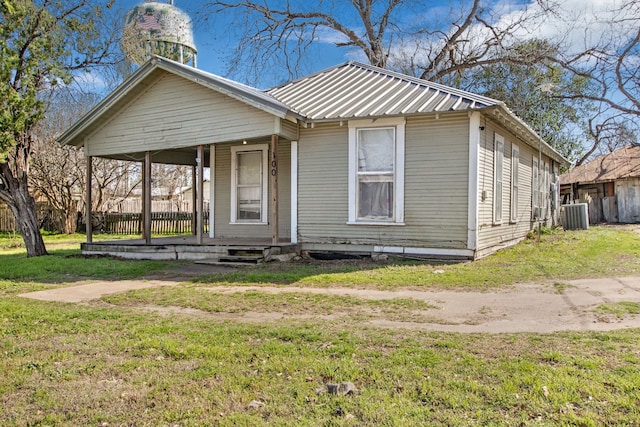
xmin=267 ymin=61 xmax=501 ymax=121
xmin=59 ymin=57 xmax=568 ymax=165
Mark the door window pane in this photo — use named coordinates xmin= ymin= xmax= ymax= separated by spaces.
xmin=236 ymin=150 xmax=262 ymax=221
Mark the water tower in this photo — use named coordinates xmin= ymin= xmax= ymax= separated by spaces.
xmin=121 ymin=0 xmax=197 ymax=66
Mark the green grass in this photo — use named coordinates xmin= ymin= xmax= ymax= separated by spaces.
xmin=1 ymin=227 xmax=640 ymax=425
xmin=192 ymin=227 xmax=640 ymax=290
xmin=0 ymin=233 xmax=171 ymax=295
xmin=2 ymin=300 xmax=639 ymax=425
xmin=596 ymin=302 xmax=640 ymax=319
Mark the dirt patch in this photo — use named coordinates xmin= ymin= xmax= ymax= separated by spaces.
xmin=20 ymin=274 xmax=640 ymax=333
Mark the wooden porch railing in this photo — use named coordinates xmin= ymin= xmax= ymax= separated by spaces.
xmin=98 ymin=211 xmax=210 ymax=235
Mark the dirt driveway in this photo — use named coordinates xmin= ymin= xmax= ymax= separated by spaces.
xmin=21 ymin=273 xmax=640 ymax=334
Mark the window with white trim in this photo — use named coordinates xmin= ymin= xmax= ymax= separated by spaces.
xmin=348 ymin=118 xmax=405 ymax=224
xmin=510 ymin=144 xmax=519 ymax=223
xmin=493 ymin=133 xmax=504 ymax=223
xmin=532 ymin=157 xmax=539 ymax=219
xmin=230 ymin=144 xmax=268 ymax=223
xmin=543 ymin=161 xmax=549 ymax=218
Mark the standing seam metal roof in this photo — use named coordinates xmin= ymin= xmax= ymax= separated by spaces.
xmin=266 ymin=61 xmax=501 ymax=120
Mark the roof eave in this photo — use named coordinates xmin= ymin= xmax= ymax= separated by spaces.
xmin=152 ymin=57 xmax=296 ymax=120
xmin=490 ymin=104 xmax=570 ymax=167
xmin=58 ymin=60 xmax=159 ymax=147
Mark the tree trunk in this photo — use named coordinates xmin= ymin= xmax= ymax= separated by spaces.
xmin=63 ymin=207 xmax=78 ymax=234
xmin=0 ymin=164 xmax=48 ymax=257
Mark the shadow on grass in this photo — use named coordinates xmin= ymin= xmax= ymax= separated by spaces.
xmin=0 ymin=248 xmax=171 ymax=284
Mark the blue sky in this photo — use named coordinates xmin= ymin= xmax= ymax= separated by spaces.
xmin=106 ymin=0 xmax=632 ymax=89
xmin=114 ymin=0 xmax=350 ymax=83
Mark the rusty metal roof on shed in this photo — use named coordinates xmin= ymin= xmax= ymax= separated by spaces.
xmin=561 ymin=145 xmax=640 ymax=185
xmin=267 ymin=61 xmax=501 ymax=121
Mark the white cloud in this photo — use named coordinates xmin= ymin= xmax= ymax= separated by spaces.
xmin=494 ymin=0 xmax=639 ymax=55
xmin=72 ymin=71 xmax=108 ymax=91
xmin=385 ymin=0 xmax=640 ymax=74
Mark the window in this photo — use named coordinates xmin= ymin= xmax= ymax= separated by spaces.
xmin=348 ymin=118 xmax=405 ymax=224
xmin=230 ymin=144 xmax=268 ymax=223
xmin=358 ymin=128 xmax=395 ymax=219
xmin=510 ymin=144 xmax=519 ymax=223
xmin=532 ymin=157 xmax=539 ymax=219
xmin=543 ymin=161 xmax=549 ymax=218
xmin=493 ymin=133 xmax=504 ymax=223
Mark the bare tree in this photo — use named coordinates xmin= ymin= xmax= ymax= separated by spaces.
xmin=578 ymin=113 xmax=639 ymax=166
xmin=551 ymin=0 xmax=640 ymax=119
xmin=92 ymin=160 xmax=141 ymax=213
xmin=0 ymin=0 xmax=120 ymax=256
xmin=151 ymin=164 xmax=192 ymax=210
xmin=201 ymin=0 xmax=552 ymax=85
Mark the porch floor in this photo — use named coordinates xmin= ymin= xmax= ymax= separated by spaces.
xmin=81 ymin=236 xmax=298 ymax=262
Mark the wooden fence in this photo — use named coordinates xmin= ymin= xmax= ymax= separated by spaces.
xmin=102 ymin=211 xmax=210 ymax=235
xmin=0 ymin=204 xmax=67 ymax=233
xmin=0 ymin=207 xmax=15 ymax=233
xmin=1 ymin=201 xmax=211 ymax=235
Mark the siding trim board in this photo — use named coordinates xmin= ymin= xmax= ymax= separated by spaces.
xmin=374 ymin=246 xmax=475 ymax=258
xmin=467 ymin=112 xmax=481 ymax=253
xmin=291 ymin=140 xmax=299 ymax=244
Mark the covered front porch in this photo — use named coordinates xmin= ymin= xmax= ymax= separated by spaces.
xmin=58 ymin=56 xmax=303 ymax=260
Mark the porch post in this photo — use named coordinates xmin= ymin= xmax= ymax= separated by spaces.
xmin=270 ymin=134 xmax=279 ymax=244
xmin=143 ymin=151 xmax=152 ymax=245
xmin=85 ymin=156 xmax=93 ymax=243
xmin=209 ymin=144 xmax=215 ymax=238
xmin=191 ymin=166 xmax=197 ymax=235
xmin=196 ymin=145 xmax=204 ymax=245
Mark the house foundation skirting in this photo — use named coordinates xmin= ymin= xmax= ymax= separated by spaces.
xmin=299 ymin=243 xmax=475 ymax=261
xmin=81 ymin=237 xmax=297 ymax=262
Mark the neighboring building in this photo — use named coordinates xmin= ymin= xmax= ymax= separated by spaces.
xmin=180 ymin=180 xmax=210 ymax=205
xmin=59 ymin=56 xmax=568 ymax=260
xmin=560 ymin=145 xmax=640 ymax=224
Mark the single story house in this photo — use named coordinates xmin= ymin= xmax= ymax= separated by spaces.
xmin=59 ymin=56 xmax=568 ymax=261
xmin=560 ymin=145 xmax=640 ymax=224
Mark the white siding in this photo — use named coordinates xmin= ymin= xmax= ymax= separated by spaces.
xmin=85 ymin=73 xmax=280 ymax=157
xmin=297 ymin=114 xmax=470 ymax=249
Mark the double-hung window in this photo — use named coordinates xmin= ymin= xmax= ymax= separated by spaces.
xmin=532 ymin=158 xmax=539 ymax=219
xmin=230 ymin=144 xmax=268 ymax=223
xmin=348 ymin=118 xmax=405 ymax=224
xmin=510 ymin=144 xmax=520 ymax=223
xmin=543 ymin=161 xmax=549 ymax=218
xmin=493 ymin=133 xmax=504 ymax=224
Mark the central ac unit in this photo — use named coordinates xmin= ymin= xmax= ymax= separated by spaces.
xmin=562 ymin=203 xmax=589 ymax=230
